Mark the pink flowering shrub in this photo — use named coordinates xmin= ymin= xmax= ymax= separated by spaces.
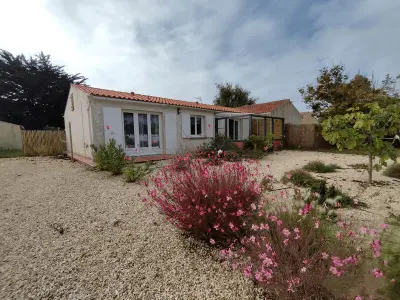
xmin=220 ymin=197 xmax=392 ymax=300
xmin=145 ymin=155 xmax=262 ymax=243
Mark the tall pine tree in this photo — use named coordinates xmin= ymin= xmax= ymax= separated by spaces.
xmin=0 ymin=49 xmax=87 ymax=129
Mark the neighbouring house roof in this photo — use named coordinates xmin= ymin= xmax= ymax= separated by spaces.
xmin=236 ymin=99 xmax=291 ymax=113
xmin=73 ymin=84 xmax=244 ymax=113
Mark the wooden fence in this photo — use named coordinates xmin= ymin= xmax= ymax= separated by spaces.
xmin=21 ymin=130 xmax=66 ymax=156
xmin=284 ymin=124 xmax=332 ymax=150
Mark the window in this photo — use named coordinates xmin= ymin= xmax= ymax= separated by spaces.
xmin=123 ymin=112 xmax=135 ymax=148
xmin=228 ymin=119 xmax=239 ymax=140
xmin=190 ymin=116 xmax=203 ymax=137
xmin=138 ymin=113 xmax=149 ymax=147
xmin=150 ymin=114 xmax=160 ymax=147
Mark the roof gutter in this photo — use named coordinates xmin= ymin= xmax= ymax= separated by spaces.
xmin=91 ymin=95 xmax=240 ymax=114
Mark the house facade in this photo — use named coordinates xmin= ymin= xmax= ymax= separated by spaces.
xmin=64 ymin=85 xmax=298 ymax=160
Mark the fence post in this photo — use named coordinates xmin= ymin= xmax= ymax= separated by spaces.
xmin=68 ymin=122 xmax=74 ymax=161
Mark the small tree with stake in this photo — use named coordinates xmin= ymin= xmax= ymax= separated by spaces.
xmin=322 ymin=100 xmax=400 ymax=184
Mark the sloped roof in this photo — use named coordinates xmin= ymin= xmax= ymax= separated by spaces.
xmin=73 ymin=85 xmax=243 ymax=113
xmin=238 ymin=99 xmax=290 ymax=114
xmin=236 ymin=99 xmax=290 ymax=113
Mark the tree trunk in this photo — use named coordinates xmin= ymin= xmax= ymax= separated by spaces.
xmin=368 ymin=150 xmax=373 ymax=184
xmin=368 ymin=134 xmax=372 ymax=184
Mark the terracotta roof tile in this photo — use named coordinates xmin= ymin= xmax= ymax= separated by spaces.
xmin=73 ymin=85 xmax=243 ymax=113
xmin=236 ymin=99 xmax=290 ymax=113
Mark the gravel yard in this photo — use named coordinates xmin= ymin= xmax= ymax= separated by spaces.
xmin=0 ymin=157 xmax=255 ymax=300
xmin=0 ymin=152 xmax=399 ymax=299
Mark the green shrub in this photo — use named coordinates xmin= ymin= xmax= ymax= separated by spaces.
xmin=384 ymin=162 xmax=400 ymax=179
xmin=282 ymin=169 xmax=325 ymax=187
xmin=198 ymin=133 xmax=238 ymax=155
xmin=380 ymin=213 xmax=400 ymax=299
xmin=349 ymin=163 xmax=368 ymax=170
xmin=244 ymin=134 xmax=273 ymax=151
xmin=92 ymin=138 xmax=125 ymax=175
xmin=123 ymin=162 xmax=153 ymax=182
xmin=303 ymin=160 xmax=341 ymax=173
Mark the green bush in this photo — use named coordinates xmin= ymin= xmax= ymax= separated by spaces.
xmin=282 ymin=169 xmax=325 ymax=187
xmin=380 ymin=213 xmax=400 ymax=299
xmin=243 ymin=134 xmax=273 ymax=151
xmin=384 ymin=162 xmax=400 ymax=179
xmin=303 ymin=160 xmax=341 ymax=173
xmin=123 ymin=162 xmax=153 ymax=182
xmin=92 ymin=138 xmax=126 ymax=175
xmin=198 ymin=133 xmax=238 ymax=155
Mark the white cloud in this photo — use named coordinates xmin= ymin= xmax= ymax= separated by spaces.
xmin=1 ymin=0 xmax=399 ymax=111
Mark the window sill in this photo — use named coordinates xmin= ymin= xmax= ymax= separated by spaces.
xmin=184 ymin=136 xmax=209 ymax=140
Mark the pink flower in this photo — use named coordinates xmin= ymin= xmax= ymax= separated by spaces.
xmin=380 ymin=223 xmax=389 ymax=230
xmin=106 ymin=125 xmax=110 ymax=129
xmin=315 ymin=220 xmax=320 ymax=229
xmin=355 ymin=296 xmax=362 ymax=300
xmin=264 ymin=146 xmax=269 ymax=151
xmin=329 ymin=266 xmax=338 ymax=275
xmin=336 ymin=232 xmax=343 ymax=240
xmin=276 ymin=220 xmax=283 ymax=226
xmin=321 ymin=252 xmax=329 ymax=260
xmin=208 ymin=124 xmax=211 ymax=128
xmin=243 ymin=266 xmax=252 ymax=277
xmin=293 ymin=227 xmax=300 ymax=234
xmin=236 ymin=209 xmax=244 ymax=216
xmin=250 ymin=203 xmax=257 ymax=210
xmin=371 ymin=268 xmax=384 ymax=278
xmin=282 ymin=228 xmax=291 ymax=237
xmin=369 ymin=229 xmax=377 ymax=237
xmin=286 ymin=173 xmax=292 ymax=179
xmin=209 ymin=239 xmax=215 ymax=245
xmin=283 ymin=239 xmax=289 ymax=246
xmin=391 ymin=279 xmax=396 ymax=283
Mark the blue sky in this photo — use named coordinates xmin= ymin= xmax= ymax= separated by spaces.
xmin=2 ymin=0 xmax=400 ymax=111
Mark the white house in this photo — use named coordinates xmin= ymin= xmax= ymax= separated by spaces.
xmin=64 ymin=85 xmax=300 ymax=160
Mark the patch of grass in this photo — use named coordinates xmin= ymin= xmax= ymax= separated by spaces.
xmin=282 ymin=169 xmax=325 ymax=187
xmin=349 ymin=163 xmax=368 ymax=170
xmin=0 ymin=149 xmax=24 ymax=158
xmin=282 ymin=169 xmax=365 ymax=208
xmin=303 ymin=160 xmax=341 ymax=173
xmin=384 ymin=163 xmax=400 ymax=179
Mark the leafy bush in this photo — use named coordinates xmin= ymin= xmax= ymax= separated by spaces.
xmin=123 ymin=162 xmax=153 ymax=182
xmin=198 ymin=133 xmax=238 ymax=155
xmin=303 ymin=160 xmax=341 ymax=173
xmin=92 ymin=138 xmax=125 ymax=175
xmin=380 ymin=213 xmax=400 ymax=299
xmin=384 ymin=162 xmax=400 ymax=179
xmin=145 ymin=156 xmax=263 ymax=244
xmin=244 ymin=134 xmax=272 ymax=151
xmin=221 ymin=201 xmax=364 ymax=300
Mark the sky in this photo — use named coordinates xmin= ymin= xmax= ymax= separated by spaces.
xmin=1 ymin=0 xmax=399 ymax=112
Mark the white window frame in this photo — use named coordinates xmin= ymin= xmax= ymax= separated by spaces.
xmin=190 ymin=115 xmax=204 ymax=137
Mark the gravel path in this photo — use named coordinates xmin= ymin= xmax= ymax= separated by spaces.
xmin=0 ymin=157 xmax=256 ymax=300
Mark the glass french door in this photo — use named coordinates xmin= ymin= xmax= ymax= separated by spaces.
xmin=123 ymin=112 xmax=162 ymax=156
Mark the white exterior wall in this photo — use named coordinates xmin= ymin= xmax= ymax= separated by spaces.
xmin=64 ymin=87 xmax=93 ymax=158
xmin=270 ymin=101 xmax=301 ymax=124
xmin=0 ymin=121 xmax=22 ymax=149
xmin=90 ymin=97 xmax=179 ymax=155
xmin=177 ymin=108 xmax=215 ymax=153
